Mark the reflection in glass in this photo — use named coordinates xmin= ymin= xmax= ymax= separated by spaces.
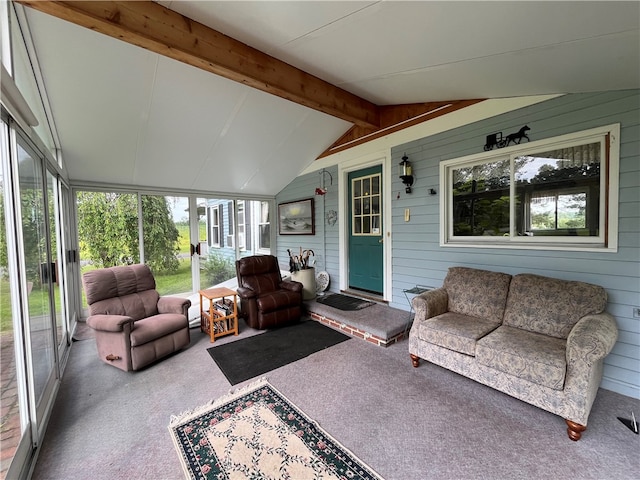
xmin=372 ymin=196 xmax=379 ymax=214
xmin=353 ymin=180 xmax=361 ymax=197
xmin=354 ymin=217 xmax=362 ymax=234
xmin=354 ymin=198 xmax=361 ymax=215
xmin=0 ymin=125 xmax=25 ymax=478
xmin=258 ymin=201 xmax=270 ymax=250
xmin=46 ymin=171 xmax=66 ymax=352
xmin=351 ymin=173 xmax=382 ymax=236
xmin=17 ymin=139 xmax=55 ymax=409
xmin=452 ymin=159 xmax=510 ymax=236
xmin=515 ymin=142 xmax=600 ymax=236
xmin=372 ymin=176 xmax=379 ymax=194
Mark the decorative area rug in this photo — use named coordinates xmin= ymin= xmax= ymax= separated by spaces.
xmin=207 ymin=320 xmax=350 ymax=385
xmin=316 ymin=293 xmax=375 ymax=311
xmin=169 ymin=379 xmax=383 ymax=480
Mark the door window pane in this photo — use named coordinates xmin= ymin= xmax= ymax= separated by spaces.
xmin=17 ymin=139 xmax=55 ymax=409
xmin=351 ymin=173 xmax=381 ymax=235
xmin=142 ymin=195 xmax=191 ymax=296
xmin=46 ymin=172 xmax=67 ymax=352
xmin=0 ymin=124 xmax=25 ymax=480
xmin=199 ymin=198 xmax=236 ymax=288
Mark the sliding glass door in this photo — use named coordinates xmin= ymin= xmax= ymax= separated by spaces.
xmin=0 ymin=119 xmax=71 ymax=480
xmin=16 ymin=136 xmax=58 ymax=433
xmin=141 ymin=195 xmax=193 ymax=296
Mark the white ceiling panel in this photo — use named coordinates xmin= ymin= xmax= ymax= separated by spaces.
xmin=26 ymin=8 xmax=159 ymax=184
xmin=344 ymin=30 xmax=640 ymax=104
xmin=134 ymin=56 xmax=251 ymax=190
xmin=159 ymin=0 xmax=379 ymax=54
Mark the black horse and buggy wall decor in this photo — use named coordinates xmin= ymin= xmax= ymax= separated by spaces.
xmin=484 ymin=125 xmax=530 ymax=150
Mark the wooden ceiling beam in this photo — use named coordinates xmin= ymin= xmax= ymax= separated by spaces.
xmin=317 ymin=99 xmax=485 ymax=159
xmin=16 ymin=0 xmax=380 ymax=129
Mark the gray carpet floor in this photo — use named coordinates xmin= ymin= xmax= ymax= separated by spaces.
xmin=31 ymin=319 xmax=639 ymax=480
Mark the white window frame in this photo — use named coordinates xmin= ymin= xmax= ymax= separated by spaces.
xmin=209 ymin=205 xmax=221 ymax=248
xmin=237 ymin=200 xmax=246 ymax=251
xmin=440 ymin=124 xmax=619 ymax=252
xmin=257 ymin=201 xmax=270 ymax=253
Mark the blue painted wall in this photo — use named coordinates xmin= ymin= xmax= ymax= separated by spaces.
xmin=277 ymin=91 xmax=640 ymax=398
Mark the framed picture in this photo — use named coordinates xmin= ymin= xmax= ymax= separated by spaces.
xmin=278 ymin=198 xmax=315 ymax=235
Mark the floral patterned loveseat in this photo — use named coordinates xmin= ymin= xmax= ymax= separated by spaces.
xmin=408 ymin=267 xmax=618 ymax=441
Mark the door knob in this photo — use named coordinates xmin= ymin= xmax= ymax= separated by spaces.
xmin=378 ymin=238 xmax=384 ymax=243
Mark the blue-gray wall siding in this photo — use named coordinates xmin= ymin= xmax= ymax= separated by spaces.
xmin=276 ymin=166 xmax=340 ymax=285
xmin=276 ymin=90 xmax=639 ymax=398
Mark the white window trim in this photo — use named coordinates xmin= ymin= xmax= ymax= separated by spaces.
xmin=440 ymin=124 xmax=619 ymax=252
xmin=256 ymin=200 xmax=270 ymax=254
xmin=210 ymin=205 xmax=221 ymax=248
xmin=237 ymin=200 xmax=246 ymax=251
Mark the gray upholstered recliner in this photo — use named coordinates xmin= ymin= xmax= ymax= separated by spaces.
xmin=82 ymin=264 xmax=191 ymax=371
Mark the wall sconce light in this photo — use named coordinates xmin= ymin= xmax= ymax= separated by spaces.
xmin=315 ymin=168 xmax=333 ymax=196
xmin=399 ymin=154 xmax=414 ymax=193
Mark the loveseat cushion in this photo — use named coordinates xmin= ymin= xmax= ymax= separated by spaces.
xmin=444 ymin=267 xmax=512 ymax=323
xmin=476 ymin=325 xmax=567 ymax=390
xmin=130 ymin=314 xmax=188 ymax=347
xmin=414 ymin=312 xmax=501 ymax=356
xmin=503 ymin=274 xmax=607 ymax=339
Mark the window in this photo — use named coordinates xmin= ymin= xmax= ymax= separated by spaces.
xmin=352 ymin=173 xmax=381 ymax=235
xmin=209 ymin=205 xmax=220 ymax=247
xmin=237 ymin=200 xmax=246 ymax=251
xmin=258 ymin=201 xmax=270 ymax=251
xmin=441 ymin=124 xmax=619 ymax=251
xmin=226 ymin=202 xmax=234 ymax=248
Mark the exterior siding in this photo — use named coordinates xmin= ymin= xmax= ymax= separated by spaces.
xmin=276 ymin=166 xmax=340 ymax=287
xmin=390 ymin=90 xmax=639 ymax=398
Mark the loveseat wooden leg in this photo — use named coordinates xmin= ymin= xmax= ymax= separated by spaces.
xmin=410 ymin=354 xmax=420 ymax=368
xmin=565 ymin=419 xmax=586 ymax=441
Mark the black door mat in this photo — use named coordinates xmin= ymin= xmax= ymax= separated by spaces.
xmin=315 ymin=293 xmax=375 ymax=311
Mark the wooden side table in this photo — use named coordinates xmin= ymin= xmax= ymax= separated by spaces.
xmin=199 ymin=287 xmax=238 ymax=343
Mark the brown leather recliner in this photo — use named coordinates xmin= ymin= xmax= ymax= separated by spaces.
xmin=235 ymin=255 xmax=303 ymax=330
xmin=82 ymin=264 xmax=191 ymax=372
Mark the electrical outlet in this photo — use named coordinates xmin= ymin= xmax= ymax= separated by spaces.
xmin=634 ymin=307 xmax=640 ymax=318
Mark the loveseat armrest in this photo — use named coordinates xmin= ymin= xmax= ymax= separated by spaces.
xmin=567 ymin=312 xmax=618 ymax=367
xmin=412 ymin=287 xmax=449 ymax=321
xmin=281 ymin=280 xmax=303 ymax=294
xmin=87 ymin=314 xmax=134 ymax=332
xmin=158 ymin=296 xmax=191 ymax=316
xmin=236 ymin=286 xmax=257 ymax=299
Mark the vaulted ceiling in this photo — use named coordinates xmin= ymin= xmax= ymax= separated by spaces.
xmin=14 ymin=1 xmax=640 ymax=196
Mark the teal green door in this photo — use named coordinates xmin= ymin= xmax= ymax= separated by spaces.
xmin=348 ymin=166 xmax=383 ymax=294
